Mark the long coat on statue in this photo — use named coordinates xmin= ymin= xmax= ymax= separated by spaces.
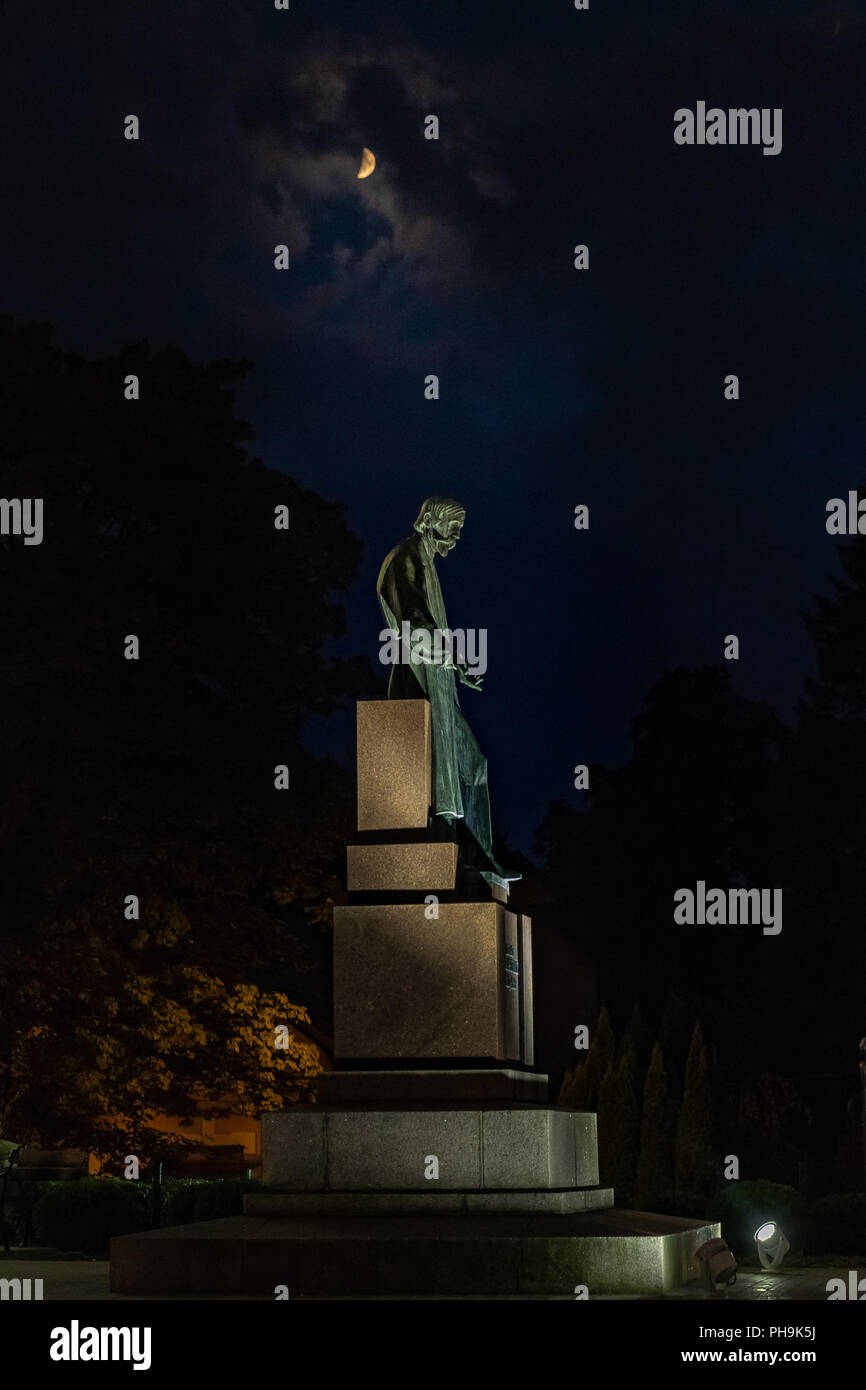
xmin=376 ymin=533 xmax=494 ymax=863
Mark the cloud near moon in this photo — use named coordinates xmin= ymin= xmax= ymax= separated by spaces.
xmin=233 ymin=43 xmax=511 ymax=360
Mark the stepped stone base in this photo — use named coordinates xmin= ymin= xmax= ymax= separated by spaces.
xmin=110 ymin=1210 xmax=720 ymax=1297
xmin=262 ymin=1106 xmax=599 ymax=1191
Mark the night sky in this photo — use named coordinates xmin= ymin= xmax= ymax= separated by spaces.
xmin=3 ymin=0 xmax=864 ymax=851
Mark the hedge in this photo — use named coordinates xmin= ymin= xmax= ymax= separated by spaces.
xmin=32 ymin=1177 xmax=148 ymax=1255
xmin=805 ymin=1194 xmax=866 ymax=1257
xmin=161 ymin=1177 xmax=260 ymax=1225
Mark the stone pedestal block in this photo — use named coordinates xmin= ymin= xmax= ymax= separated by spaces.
xmin=333 ymin=901 xmax=532 ymax=1063
xmin=357 ymin=699 xmax=431 ymax=831
xmin=346 ymin=841 xmax=457 ymax=892
xmin=261 ymin=1106 xmax=601 ymax=1192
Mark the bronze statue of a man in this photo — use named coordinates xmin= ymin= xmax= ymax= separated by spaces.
xmin=377 ymin=497 xmax=516 ymax=882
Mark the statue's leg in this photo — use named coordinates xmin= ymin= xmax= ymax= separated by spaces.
xmin=387 ymin=666 xmax=463 ymax=833
xmin=426 ymin=668 xmax=464 ymax=824
xmin=452 ymin=706 xmax=499 ymax=869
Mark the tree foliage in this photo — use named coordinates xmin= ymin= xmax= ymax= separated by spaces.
xmin=635 ymin=1042 xmax=676 ymax=1204
xmin=675 ymin=1022 xmax=717 ymax=1197
xmin=0 ymin=318 xmax=374 ymax=1153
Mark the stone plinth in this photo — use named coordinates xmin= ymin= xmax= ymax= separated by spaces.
xmin=357 ymin=699 xmax=431 ymax=831
xmin=346 ymin=841 xmax=457 ymax=892
xmin=333 ymin=901 xmax=531 ymax=1063
xmin=244 ymin=1188 xmax=614 ymax=1216
xmin=260 ymin=1106 xmax=600 ymax=1192
xmin=111 ymin=1210 xmax=720 ymax=1296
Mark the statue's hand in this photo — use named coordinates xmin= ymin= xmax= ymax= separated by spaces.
xmin=460 ymin=669 xmax=484 ymax=690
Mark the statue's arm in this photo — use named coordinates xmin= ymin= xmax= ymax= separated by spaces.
xmin=383 ymin=552 xmax=437 ymax=631
xmin=381 ymin=552 xmax=466 ymax=672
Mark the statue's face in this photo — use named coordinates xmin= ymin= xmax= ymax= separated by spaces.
xmin=427 ymin=512 xmax=464 ymax=557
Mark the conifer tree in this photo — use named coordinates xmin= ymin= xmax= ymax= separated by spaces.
xmin=620 ymin=1002 xmax=652 ymax=1096
xmin=607 ymin=1054 xmax=641 ymax=1205
xmin=597 ymin=1060 xmax=617 ymax=1188
xmin=675 ymin=1022 xmax=717 ymax=1196
xmin=658 ymin=991 xmax=691 ymax=1107
xmin=581 ymin=1004 xmax=615 ymax=1110
xmin=557 ymin=1004 xmax=615 ymax=1110
xmin=636 ymin=1042 xmax=675 ymax=1203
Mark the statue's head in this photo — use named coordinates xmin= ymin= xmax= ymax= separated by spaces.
xmin=413 ymin=496 xmax=466 ymax=557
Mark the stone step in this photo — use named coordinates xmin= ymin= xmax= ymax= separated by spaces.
xmin=110 ymin=1210 xmax=720 ymax=1297
xmin=244 ymin=1187 xmax=615 ymax=1217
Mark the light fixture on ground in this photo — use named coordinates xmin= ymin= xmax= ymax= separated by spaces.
xmin=755 ymin=1221 xmax=789 ymax=1270
xmin=695 ymin=1237 xmax=738 ymax=1295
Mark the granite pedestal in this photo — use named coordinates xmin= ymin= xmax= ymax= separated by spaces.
xmin=111 ymin=700 xmax=717 ymax=1296
xmin=333 ymin=901 xmax=532 ymax=1063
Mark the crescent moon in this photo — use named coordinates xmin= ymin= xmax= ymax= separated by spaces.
xmin=357 ymin=147 xmax=376 ymax=179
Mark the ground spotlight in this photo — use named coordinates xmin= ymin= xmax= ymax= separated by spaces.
xmin=695 ymin=1237 xmax=738 ymax=1295
xmin=755 ymin=1221 xmax=789 ymax=1270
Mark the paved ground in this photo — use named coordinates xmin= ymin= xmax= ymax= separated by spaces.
xmin=0 ymin=1253 xmax=860 ymax=1300
xmin=609 ymin=1266 xmax=863 ymax=1300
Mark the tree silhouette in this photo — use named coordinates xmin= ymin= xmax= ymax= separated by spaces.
xmin=787 ymin=514 xmax=866 ymax=1066
xmin=658 ymin=991 xmax=692 ymax=1110
xmin=559 ymin=1003 xmax=615 ymax=1110
xmin=607 ymin=1054 xmax=641 ymax=1206
xmin=636 ymin=1042 xmax=676 ymax=1204
xmin=675 ymin=1022 xmax=717 ymax=1197
xmin=0 ymin=318 xmax=375 ymax=1152
xmin=620 ymin=1002 xmax=652 ymax=1096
